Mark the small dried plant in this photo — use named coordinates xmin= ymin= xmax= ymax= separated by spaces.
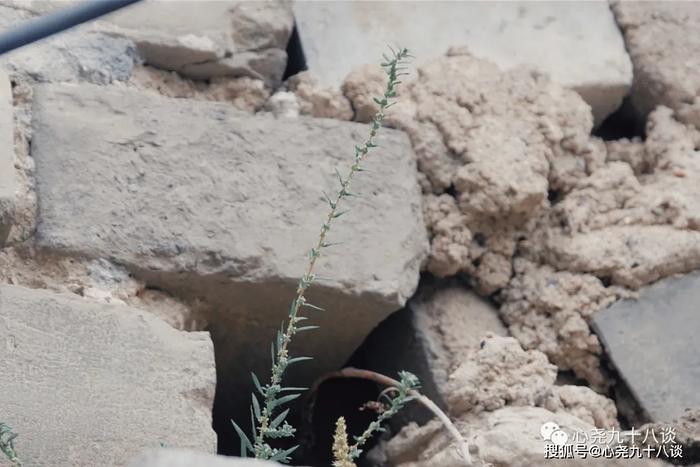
xmin=331 ymin=417 xmax=354 ymax=467
xmin=232 ymin=47 xmax=417 ymax=463
xmin=0 ymin=423 xmax=21 ymax=466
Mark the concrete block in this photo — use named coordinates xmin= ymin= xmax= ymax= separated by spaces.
xmin=293 ymin=0 xmax=633 ymax=124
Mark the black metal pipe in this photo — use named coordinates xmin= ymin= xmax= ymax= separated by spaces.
xmin=0 ymin=0 xmax=142 ymax=56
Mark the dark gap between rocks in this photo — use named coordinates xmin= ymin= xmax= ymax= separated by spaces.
xmin=214 ymin=311 xmax=399 ymax=465
xmin=215 ymin=318 xmax=395 ymax=466
xmin=596 ymin=346 xmax=640 ymax=430
xmin=444 ymin=184 xmax=458 ymax=197
xmin=283 ymin=22 xmax=307 ymax=80
xmin=594 ymin=96 xmax=646 ymax=141
xmin=547 ymin=188 xmax=563 ymax=204
xmin=298 ymin=348 xmax=381 ymax=466
xmin=298 ymin=300 xmax=442 ymax=467
xmin=211 ymin=319 xmax=305 ymax=460
xmin=554 ymin=369 xmax=590 ymax=387
xmin=192 ymin=274 xmax=393 ymax=463
xmin=297 ymin=276 xmax=457 ymax=465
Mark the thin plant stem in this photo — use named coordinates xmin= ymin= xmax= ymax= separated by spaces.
xmin=239 ymin=47 xmax=413 ymax=463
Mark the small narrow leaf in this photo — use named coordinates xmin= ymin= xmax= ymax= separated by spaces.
xmin=335 ymin=168 xmax=344 ymax=185
xmin=270 ymin=408 xmax=290 ymax=430
xmin=252 ymin=393 xmax=261 ymax=420
xmin=296 ymin=325 xmax=319 ymax=332
xmin=322 ymin=241 xmax=343 ymax=248
xmin=322 ymin=190 xmax=336 ymax=208
xmin=231 ymin=420 xmax=253 ymax=454
xmin=287 ymin=356 xmax=313 ymax=365
xmin=251 ymin=372 xmax=265 ymax=396
xmin=272 ymin=392 xmax=302 ymax=408
xmin=279 ymin=386 xmax=308 ymax=393
xmin=302 ymin=302 xmax=325 ymax=312
xmin=269 ymin=445 xmax=300 ymax=462
xmin=276 ymin=329 xmax=283 ymax=349
xmin=333 ymin=209 xmax=350 ymax=218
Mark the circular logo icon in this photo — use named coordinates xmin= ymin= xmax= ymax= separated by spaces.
xmin=550 ymin=429 xmax=569 ymax=446
xmin=540 ymin=422 xmax=560 ymax=441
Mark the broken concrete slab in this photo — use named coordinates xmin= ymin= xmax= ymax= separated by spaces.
xmin=0 ymin=1 xmax=292 ymax=85
xmin=612 ymin=1 xmax=700 ymax=129
xmin=0 ymin=284 xmax=216 ymax=466
xmin=7 ymin=31 xmax=137 ymax=84
xmin=593 ymin=270 xmax=700 ymax=424
xmin=0 ymin=70 xmax=15 ymax=246
xmin=129 ymin=448 xmax=279 ymax=467
xmin=358 ymin=279 xmax=507 ymax=425
xmin=29 ymin=82 xmax=428 ymax=446
xmin=294 ymin=1 xmax=632 ymax=124
xmin=0 ymin=4 xmax=137 ymax=84
xmin=101 ymin=0 xmax=293 ymax=85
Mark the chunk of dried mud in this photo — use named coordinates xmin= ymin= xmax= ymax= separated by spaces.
xmin=370 ymin=337 xmax=619 ymax=466
xmin=342 ymin=63 xmax=387 ymax=123
xmin=364 ymin=50 xmax=700 ymax=390
xmin=499 ymin=259 xmax=623 ymax=388
xmin=369 ymin=407 xmax=597 ymax=467
xmin=344 ymin=52 xmax=601 ymax=292
xmin=287 ymin=71 xmax=353 ymax=120
xmin=446 ymin=336 xmax=557 ymax=415
xmin=539 ymin=385 xmax=619 ymax=429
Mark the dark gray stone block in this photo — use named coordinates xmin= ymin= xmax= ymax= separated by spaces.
xmin=593 ymin=270 xmax=700 ymax=423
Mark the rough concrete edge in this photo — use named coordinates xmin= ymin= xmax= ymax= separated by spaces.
xmin=592 ymin=310 xmax=653 ymax=427
xmin=0 ymin=70 xmax=16 ymax=246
